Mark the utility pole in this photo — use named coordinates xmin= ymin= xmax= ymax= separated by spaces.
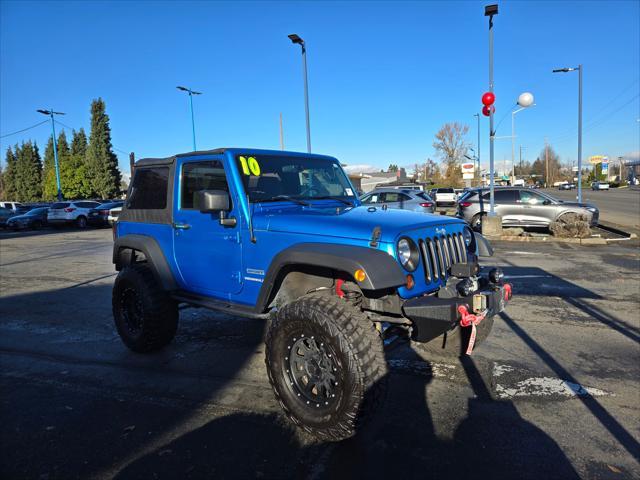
xmin=519 ymin=145 xmax=523 ymax=175
xmin=37 ymin=109 xmax=64 ymax=201
xmin=279 ymin=113 xmax=285 ymax=150
xmin=545 ymin=137 xmax=549 ymax=188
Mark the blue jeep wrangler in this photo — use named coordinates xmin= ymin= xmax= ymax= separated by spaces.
xmin=112 ymin=148 xmax=511 ymax=441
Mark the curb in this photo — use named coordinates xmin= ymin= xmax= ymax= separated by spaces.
xmin=486 ymin=235 xmax=617 ymax=245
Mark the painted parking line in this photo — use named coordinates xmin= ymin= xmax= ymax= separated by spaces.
xmin=388 ymin=358 xmax=612 ymax=400
xmin=492 ymin=363 xmax=611 ymax=400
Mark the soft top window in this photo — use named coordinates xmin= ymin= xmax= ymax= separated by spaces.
xmin=128 ymin=167 xmax=169 ymax=210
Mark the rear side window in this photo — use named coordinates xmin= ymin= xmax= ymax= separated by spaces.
xmin=50 ymin=202 xmax=70 ymax=209
xmin=128 ymin=167 xmax=169 ymax=209
xmin=382 ymin=192 xmax=410 ymax=202
xmin=483 ymin=190 xmax=517 ymax=202
xmin=181 ymin=161 xmax=229 ymax=210
xmin=76 ymin=201 xmax=100 ymax=208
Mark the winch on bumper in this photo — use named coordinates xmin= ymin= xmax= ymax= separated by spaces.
xmin=401 ymin=267 xmax=512 ymax=350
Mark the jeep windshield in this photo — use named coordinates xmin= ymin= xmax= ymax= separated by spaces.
xmin=235 ymin=154 xmax=357 ymax=204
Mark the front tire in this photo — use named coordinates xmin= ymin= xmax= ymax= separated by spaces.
xmin=265 ymin=294 xmax=388 ymax=442
xmin=471 ymin=213 xmax=485 ymax=232
xmin=112 ymin=264 xmax=178 ymax=353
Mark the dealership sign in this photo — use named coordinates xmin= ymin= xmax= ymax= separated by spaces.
xmin=589 ymin=155 xmax=609 ymax=165
xmin=461 ymin=162 xmax=475 ymax=173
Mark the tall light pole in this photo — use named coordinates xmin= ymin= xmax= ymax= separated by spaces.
xmin=485 ymin=4 xmax=498 ymax=216
xmin=553 ymin=65 xmax=583 ymax=202
xmin=37 ymin=109 xmax=64 ymax=201
xmin=288 ymin=33 xmax=311 ymax=153
xmin=474 ymin=113 xmax=480 ymax=185
xmin=176 ymin=86 xmax=202 ymax=151
xmin=511 ymin=92 xmax=535 ymax=183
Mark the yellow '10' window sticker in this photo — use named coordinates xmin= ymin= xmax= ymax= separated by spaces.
xmin=239 ymin=156 xmax=261 ymax=176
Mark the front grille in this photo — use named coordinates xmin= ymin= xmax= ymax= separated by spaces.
xmin=418 ymin=232 xmax=467 ymax=284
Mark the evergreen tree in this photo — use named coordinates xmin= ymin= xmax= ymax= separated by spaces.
xmin=62 ymin=129 xmax=92 ymax=199
xmin=3 ymin=147 xmax=18 ymax=200
xmin=14 ymin=141 xmax=42 ymax=201
xmin=42 ymin=136 xmax=59 ymax=201
xmin=86 ymin=98 xmax=121 ymax=198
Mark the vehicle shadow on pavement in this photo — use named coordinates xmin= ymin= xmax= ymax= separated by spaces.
xmin=0 ymin=225 xmax=107 ymax=240
xmin=115 ymin=346 xmax=579 ymax=480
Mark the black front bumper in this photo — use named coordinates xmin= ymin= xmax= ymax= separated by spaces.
xmin=402 ymin=284 xmax=510 ymax=343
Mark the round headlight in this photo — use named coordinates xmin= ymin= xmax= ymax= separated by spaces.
xmin=397 ymin=237 xmax=419 ymax=272
xmin=463 ymin=227 xmax=473 ymax=247
xmin=463 ymin=227 xmax=476 ymax=254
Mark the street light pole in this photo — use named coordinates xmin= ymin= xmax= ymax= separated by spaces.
xmin=474 ymin=113 xmax=480 ymax=185
xmin=176 ymin=86 xmax=202 ymax=151
xmin=485 ymin=4 xmax=498 ymax=216
xmin=288 ymin=34 xmax=311 ymax=153
xmin=37 ymin=109 xmax=64 ymax=201
xmin=552 ymin=65 xmax=583 ymax=202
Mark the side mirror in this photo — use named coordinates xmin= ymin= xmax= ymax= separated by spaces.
xmin=195 ymin=190 xmax=230 ymax=212
xmin=194 ymin=190 xmax=236 ymax=227
xmin=543 ymin=199 xmax=551 ymax=205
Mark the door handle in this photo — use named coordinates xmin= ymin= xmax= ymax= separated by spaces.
xmin=172 ymin=222 xmax=191 ymax=230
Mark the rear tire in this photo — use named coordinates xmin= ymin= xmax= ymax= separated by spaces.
xmin=112 ymin=264 xmax=178 ymax=353
xmin=471 ymin=213 xmax=485 ymax=232
xmin=76 ymin=216 xmax=87 ymax=229
xmin=265 ymin=294 xmax=388 ymax=442
xmin=32 ymin=220 xmax=42 ymax=230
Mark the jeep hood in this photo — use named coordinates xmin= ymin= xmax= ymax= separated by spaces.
xmin=253 ymin=204 xmax=465 ymax=243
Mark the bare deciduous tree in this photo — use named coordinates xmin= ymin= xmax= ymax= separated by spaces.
xmin=433 ymin=122 xmax=470 ymax=184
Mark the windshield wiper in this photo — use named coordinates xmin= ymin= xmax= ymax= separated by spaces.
xmin=260 ymin=195 xmax=310 ymax=206
xmin=310 ymin=196 xmax=354 ymax=206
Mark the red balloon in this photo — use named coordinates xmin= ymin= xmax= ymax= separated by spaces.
xmin=482 ymin=105 xmax=495 ymax=117
xmin=482 ymin=92 xmax=496 ymax=106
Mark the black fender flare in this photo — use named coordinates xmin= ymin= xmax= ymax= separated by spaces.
xmin=256 ymin=242 xmax=406 ymax=311
xmin=113 ymin=234 xmax=178 ymax=291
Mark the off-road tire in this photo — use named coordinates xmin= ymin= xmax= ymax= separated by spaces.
xmin=265 ymin=294 xmax=388 ymax=442
xmin=76 ymin=216 xmax=87 ymax=229
xmin=112 ymin=264 xmax=178 ymax=353
xmin=413 ymin=315 xmax=495 ymax=358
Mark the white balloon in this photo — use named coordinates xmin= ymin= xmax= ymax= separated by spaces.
xmin=518 ymin=92 xmax=534 ymax=107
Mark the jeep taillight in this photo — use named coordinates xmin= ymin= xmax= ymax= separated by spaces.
xmin=459 ymin=202 xmax=472 ymax=208
xmin=64 ymin=207 xmax=76 ymax=212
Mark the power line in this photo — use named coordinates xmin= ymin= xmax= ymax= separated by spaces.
xmin=53 ymin=119 xmax=130 ymax=155
xmin=0 ymin=120 xmax=49 ymax=139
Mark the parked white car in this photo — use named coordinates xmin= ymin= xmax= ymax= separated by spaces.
xmin=47 ymin=200 xmax=101 ymax=228
xmin=0 ymin=201 xmax=24 ymax=212
xmin=591 ymin=182 xmax=610 ymax=191
xmin=432 ymin=187 xmax=457 ymax=207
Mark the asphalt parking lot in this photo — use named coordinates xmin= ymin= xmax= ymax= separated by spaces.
xmin=1 ymin=228 xmax=639 ymax=479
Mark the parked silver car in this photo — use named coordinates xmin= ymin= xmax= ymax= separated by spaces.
xmin=360 ymin=188 xmax=436 ymax=214
xmin=456 ymin=187 xmax=599 ymax=230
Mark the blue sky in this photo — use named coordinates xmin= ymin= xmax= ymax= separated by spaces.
xmin=1 ymin=0 xmax=639 ymax=176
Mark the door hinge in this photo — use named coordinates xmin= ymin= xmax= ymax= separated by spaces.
xmin=231 ymin=271 xmax=241 ymax=282
xmin=224 ymin=232 xmax=241 ymax=243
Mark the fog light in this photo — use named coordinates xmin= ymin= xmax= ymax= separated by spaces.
xmin=489 ymin=267 xmax=504 ymax=284
xmin=406 ymin=274 xmax=415 ymax=290
xmin=457 ymin=278 xmax=475 ymax=297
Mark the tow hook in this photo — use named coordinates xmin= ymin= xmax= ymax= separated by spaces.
xmin=503 ymin=283 xmax=512 ymax=300
xmin=458 ymin=305 xmax=487 ymax=355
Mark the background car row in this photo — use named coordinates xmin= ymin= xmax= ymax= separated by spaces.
xmin=0 ymin=200 xmax=123 ymax=231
